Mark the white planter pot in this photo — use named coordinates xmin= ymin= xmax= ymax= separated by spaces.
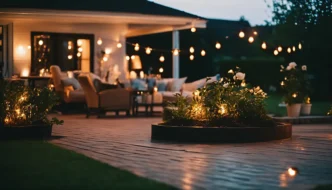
xmin=301 ymin=104 xmax=312 ymax=115
xmin=286 ymin=104 xmax=302 ymax=117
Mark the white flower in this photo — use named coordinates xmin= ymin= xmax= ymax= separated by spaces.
xmin=228 ymin=69 xmax=234 ymax=74
xmin=302 ymin=65 xmax=307 ymax=71
xmin=280 ymin=65 xmax=284 ymax=69
xmin=286 ymin=66 xmax=292 ymax=70
xmin=235 ymin=72 xmax=245 ymax=80
xmin=289 ymin=62 xmax=297 ymax=68
xmin=233 ymin=76 xmax=237 ymax=80
xmin=223 ymin=83 xmax=229 ymax=88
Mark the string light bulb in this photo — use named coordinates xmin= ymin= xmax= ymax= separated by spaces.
xmin=27 ymin=45 xmax=31 ymax=49
xmin=278 ymin=46 xmax=283 ymax=52
xmin=248 ymin=36 xmax=254 ymax=43
xmin=201 ymin=50 xmax=206 ymax=56
xmin=103 ymin=56 xmax=108 ymax=62
xmin=38 ymin=40 xmax=43 ymax=46
xmin=298 ymin=43 xmax=302 ymax=50
xmin=292 ymin=46 xmax=296 ymax=52
xmin=145 ymin=47 xmax=152 ymax=54
xmin=159 ymin=55 xmax=165 ymax=62
xmin=173 ymin=49 xmax=179 ymax=56
xmin=126 ymin=55 xmax=130 ymax=61
xmin=215 ymin=42 xmax=221 ymax=49
xmin=292 ymin=93 xmax=297 ymax=98
xmin=77 ymin=40 xmax=83 ymax=46
xmin=261 ymin=42 xmax=267 ymax=49
xmin=78 ymin=47 xmax=83 ymax=52
xmin=105 ymin=48 xmax=112 ymax=54
xmin=287 ymin=47 xmax=292 ymax=53
xmin=189 ymin=47 xmax=195 ymax=53
xmin=134 ymin=43 xmax=140 ymax=51
xmin=159 ymin=67 xmax=164 ymax=73
xmin=117 ymin=42 xmax=122 ymax=48
xmin=97 ymin=38 xmax=102 ymax=45
xmin=239 ymin=31 xmax=245 ymax=38
xmin=190 ymin=55 xmax=194 ymax=60
xmin=241 ymin=81 xmax=246 ymax=87
xmin=191 ymin=27 xmax=196 ymax=32
xmin=131 ymin=55 xmax=136 ymax=60
xmin=274 ymin=50 xmax=279 ymax=56
xmin=68 ymin=55 xmax=73 ymax=60
xmin=253 ymin=31 xmax=258 ymax=35
xmin=77 ymin=52 xmax=81 ymax=57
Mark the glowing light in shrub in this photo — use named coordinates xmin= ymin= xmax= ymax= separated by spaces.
xmin=292 ymin=93 xmax=297 ymax=98
xmin=288 ymin=168 xmax=297 ymax=176
xmin=281 ymin=81 xmax=285 ymax=86
xmin=191 ymin=27 xmax=196 ymax=32
xmin=218 ymin=104 xmax=227 ymax=115
xmin=241 ymin=81 xmax=246 ymax=87
xmin=306 ymin=97 xmax=311 ymax=104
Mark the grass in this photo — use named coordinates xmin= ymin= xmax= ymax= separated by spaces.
xmin=0 ymin=140 xmax=176 ymax=190
xmin=265 ymin=94 xmax=331 ymax=117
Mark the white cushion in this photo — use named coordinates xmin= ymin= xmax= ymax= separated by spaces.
xmin=167 ymin=77 xmax=187 ymax=92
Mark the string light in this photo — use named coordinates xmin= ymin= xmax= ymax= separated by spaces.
xmin=288 ymin=168 xmax=297 ymax=176
xmin=77 ymin=40 xmax=83 ymax=46
xmin=159 ymin=55 xmax=165 ymax=62
xmin=159 ymin=67 xmax=164 ymax=73
xmin=189 ymin=47 xmax=195 ymax=53
xmin=274 ymin=50 xmax=279 ymax=56
xmin=134 ymin=43 xmax=140 ymax=51
xmin=145 ymin=47 xmax=152 ymax=54
xmin=287 ymin=47 xmax=291 ymax=53
xmin=131 ymin=55 xmax=136 ymax=60
xmin=248 ymin=36 xmax=254 ymax=43
xmin=126 ymin=55 xmax=130 ymax=61
xmin=278 ymin=46 xmax=283 ymax=52
xmin=97 ymin=38 xmax=102 ymax=45
xmin=78 ymin=47 xmax=83 ymax=52
xmin=103 ymin=56 xmax=108 ymax=62
xmin=298 ymin=43 xmax=302 ymax=50
xmin=77 ymin=52 xmax=81 ymax=57
xmin=292 ymin=46 xmax=296 ymax=52
xmin=105 ymin=48 xmax=112 ymax=54
xmin=261 ymin=42 xmax=267 ymax=49
xmin=215 ymin=42 xmax=221 ymax=49
xmin=117 ymin=42 xmax=122 ymax=48
xmin=27 ymin=45 xmax=31 ymax=49
xmin=68 ymin=55 xmax=73 ymax=60
xmin=281 ymin=81 xmax=285 ymax=86
xmin=190 ymin=54 xmax=194 ymax=60
xmin=239 ymin=31 xmax=245 ymax=38
xmin=253 ymin=31 xmax=258 ymax=35
xmin=38 ymin=40 xmax=43 ymax=46
xmin=191 ymin=27 xmax=196 ymax=32
xmin=173 ymin=49 xmax=179 ymax=56
xmin=241 ymin=81 xmax=246 ymax=87
xmin=292 ymin=93 xmax=297 ymax=98
xmin=201 ymin=50 xmax=206 ymax=56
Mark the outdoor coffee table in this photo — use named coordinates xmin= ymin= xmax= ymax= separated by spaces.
xmin=132 ymin=90 xmax=163 ymax=116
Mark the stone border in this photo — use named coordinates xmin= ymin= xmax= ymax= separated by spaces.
xmin=151 ymin=123 xmax=292 ymax=143
xmin=273 ymin=116 xmax=332 ymax=124
xmin=0 ymin=124 xmax=53 ymax=140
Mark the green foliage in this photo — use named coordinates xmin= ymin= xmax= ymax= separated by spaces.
xmin=164 ymin=68 xmax=275 ymax=127
xmin=3 ymin=80 xmax=63 ymax=126
xmin=327 ymin=105 xmax=332 ymax=116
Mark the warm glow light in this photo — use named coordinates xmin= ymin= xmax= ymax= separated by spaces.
xmin=189 ymin=46 xmax=195 ymax=53
xmin=159 ymin=55 xmax=165 ymax=62
xmin=117 ymin=42 xmax=122 ymax=48
xmin=292 ymin=93 xmax=297 ymax=98
xmin=239 ymin=31 xmax=245 ymax=38
xmin=131 ymin=55 xmax=136 ymax=60
xmin=139 ymin=71 xmax=144 ymax=79
xmin=306 ymin=97 xmax=311 ymax=104
xmin=201 ymin=50 xmax=206 ymax=56
xmin=68 ymin=55 xmax=73 ymax=60
xmin=21 ymin=68 xmax=29 ymax=77
xmin=288 ymin=168 xmax=297 ymax=176
xmin=16 ymin=109 xmax=20 ymax=115
xmin=274 ymin=50 xmax=279 ymax=56
xmin=134 ymin=43 xmax=140 ymax=51
xmin=190 ymin=55 xmax=194 ymax=61
xmin=67 ymin=71 xmax=74 ymax=78
xmin=105 ymin=48 xmax=112 ymax=54
xmin=145 ymin=47 xmax=152 ymax=54
xmin=292 ymin=46 xmax=296 ymax=52
xmin=278 ymin=46 xmax=283 ymax=52
xmin=241 ymin=81 xmax=246 ymax=87
xmin=77 ymin=40 xmax=83 ymax=46
xmin=126 ymin=56 xmax=130 ymax=61
xmin=97 ymin=38 xmax=102 ymax=45
xmin=77 ymin=52 xmax=81 ymax=57
xmin=4 ymin=117 xmax=9 ymax=124
xmin=219 ymin=104 xmax=227 ymax=115
xmin=68 ymin=45 xmax=72 ymax=50
xmin=261 ymin=42 xmax=267 ymax=49
xmin=153 ymin=86 xmax=158 ymax=92
xmin=281 ymin=81 xmax=285 ymax=86
xmin=253 ymin=31 xmax=258 ymax=35
xmin=298 ymin=43 xmax=302 ymax=50
xmin=39 ymin=68 xmax=45 ymax=76
xmin=27 ymin=45 xmax=31 ymax=49
xmin=38 ymin=40 xmax=43 ymax=46
xmin=173 ymin=49 xmax=179 ymax=56
xmin=194 ymin=90 xmax=200 ymax=97
xmin=103 ymin=56 xmax=108 ymax=62
xmin=78 ymin=47 xmax=83 ymax=52
xmin=159 ymin=67 xmax=164 ymax=73
xmin=191 ymin=27 xmax=196 ymax=32
xmin=215 ymin=42 xmax=221 ymax=49
xmin=287 ymin=47 xmax=292 ymax=53
xmin=248 ymin=36 xmax=254 ymax=43
xmin=48 ymin=84 xmax=54 ymax=90
xmin=228 ymin=69 xmax=234 ymax=74
xmin=17 ymin=45 xmax=26 ymax=55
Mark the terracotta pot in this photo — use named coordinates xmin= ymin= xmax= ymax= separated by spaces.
xmin=286 ymin=104 xmax=302 ymax=117
xmin=301 ymin=104 xmax=312 ymax=115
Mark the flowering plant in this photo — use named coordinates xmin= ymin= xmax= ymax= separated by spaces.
xmin=280 ymin=62 xmax=312 ymax=105
xmin=164 ymin=68 xmax=275 ymax=127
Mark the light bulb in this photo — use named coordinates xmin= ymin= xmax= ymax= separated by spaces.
xmin=131 ymin=55 xmax=136 ymax=60
xmin=292 ymin=46 xmax=296 ymax=52
xmin=278 ymin=46 xmax=282 ymax=52
xmin=78 ymin=47 xmax=83 ymax=52
xmin=159 ymin=55 xmax=165 ymax=62
xmin=201 ymin=50 xmax=206 ymax=56
xmin=189 ymin=47 xmax=195 ymax=53
xmin=77 ymin=40 xmax=83 ymax=46
xmin=173 ymin=49 xmax=179 ymax=56
xmin=248 ymin=36 xmax=254 ymax=43
xmin=117 ymin=42 xmax=122 ymax=48
xmin=281 ymin=81 xmax=285 ymax=86
xmin=27 ymin=45 xmax=31 ymax=49
xmin=215 ymin=42 xmax=221 ymax=49
xmin=134 ymin=43 xmax=140 ymax=51
xmin=287 ymin=47 xmax=291 ymax=53
xmin=38 ymin=40 xmax=43 ymax=46
xmin=298 ymin=43 xmax=302 ymax=50
xmin=68 ymin=55 xmax=73 ymax=60
xmin=68 ymin=45 xmax=72 ymax=50
xmin=159 ymin=67 xmax=164 ymax=73
xmin=126 ymin=56 xmax=130 ymax=61
xmin=97 ymin=38 xmax=102 ymax=45
xmin=190 ymin=55 xmax=194 ymax=60
xmin=105 ymin=48 xmax=112 ymax=54
xmin=77 ymin=52 xmax=81 ymax=57
xmin=253 ymin=31 xmax=258 ymax=35
xmin=274 ymin=50 xmax=279 ymax=56
xmin=261 ymin=42 xmax=267 ymax=49
xmin=103 ymin=56 xmax=108 ymax=62
xmin=292 ymin=93 xmax=297 ymax=98
xmin=239 ymin=31 xmax=245 ymax=38
xmin=145 ymin=47 xmax=152 ymax=54
xmin=191 ymin=27 xmax=196 ymax=32
xmin=241 ymin=81 xmax=246 ymax=87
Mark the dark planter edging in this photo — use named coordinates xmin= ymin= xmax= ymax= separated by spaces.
xmin=273 ymin=116 xmax=332 ymax=124
xmin=0 ymin=124 xmax=53 ymax=140
xmin=151 ymin=123 xmax=292 ymax=143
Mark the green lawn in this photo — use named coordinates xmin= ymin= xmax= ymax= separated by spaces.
xmin=0 ymin=140 xmax=176 ymax=190
xmin=265 ymin=94 xmax=331 ymax=117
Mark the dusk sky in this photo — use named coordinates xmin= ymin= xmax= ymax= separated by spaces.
xmin=150 ymin=0 xmax=273 ymax=26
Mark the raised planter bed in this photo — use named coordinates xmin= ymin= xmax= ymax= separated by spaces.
xmin=151 ymin=123 xmax=292 ymax=143
xmin=0 ymin=124 xmax=53 ymax=140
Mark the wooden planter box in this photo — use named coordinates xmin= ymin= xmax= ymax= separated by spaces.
xmin=151 ymin=123 xmax=292 ymax=143
xmin=0 ymin=124 xmax=53 ymax=140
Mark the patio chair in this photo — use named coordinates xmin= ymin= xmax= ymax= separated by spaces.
xmin=78 ymin=75 xmax=133 ymax=118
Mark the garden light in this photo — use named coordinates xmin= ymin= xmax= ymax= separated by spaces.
xmin=278 ymin=46 xmax=283 ymax=52
xmin=281 ymin=81 xmax=285 ymax=86
xmin=261 ymin=42 xmax=267 ymax=49
xmin=201 ymin=50 xmax=206 ymax=56
xmin=287 ymin=47 xmax=291 ymax=53
xmin=218 ymin=104 xmax=227 ymax=115
xmin=292 ymin=93 xmax=297 ymax=98
xmin=274 ymin=50 xmax=279 ymax=56
xmin=159 ymin=55 xmax=165 ymax=62
xmin=239 ymin=31 xmax=245 ymax=38
xmin=215 ymin=42 xmax=221 ymax=49
xmin=248 ymin=36 xmax=254 ymax=43
xmin=190 ymin=55 xmax=194 ymax=60
xmin=189 ymin=46 xmax=195 ymax=53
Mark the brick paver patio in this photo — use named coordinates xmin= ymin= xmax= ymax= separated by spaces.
xmin=50 ymin=115 xmax=332 ymax=190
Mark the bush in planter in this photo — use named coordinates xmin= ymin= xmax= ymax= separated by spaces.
xmin=164 ymin=68 xmax=276 ymax=127
xmin=2 ymin=80 xmax=63 ymax=127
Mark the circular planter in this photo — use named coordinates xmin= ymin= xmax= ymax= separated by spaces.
xmin=301 ymin=104 xmax=312 ymax=115
xmin=287 ymin=104 xmax=302 ymax=117
xmin=0 ymin=124 xmax=53 ymax=140
xmin=151 ymin=123 xmax=292 ymax=143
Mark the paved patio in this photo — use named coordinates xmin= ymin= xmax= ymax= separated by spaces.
xmin=50 ymin=115 xmax=332 ymax=190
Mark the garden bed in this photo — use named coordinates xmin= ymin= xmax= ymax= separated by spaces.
xmin=0 ymin=124 xmax=53 ymax=140
xmin=151 ymin=123 xmax=292 ymax=143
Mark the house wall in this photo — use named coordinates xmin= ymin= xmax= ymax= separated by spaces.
xmin=0 ymin=19 xmax=129 ymax=81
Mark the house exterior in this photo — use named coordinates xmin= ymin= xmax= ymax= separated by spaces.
xmin=0 ymin=0 xmax=206 ymax=81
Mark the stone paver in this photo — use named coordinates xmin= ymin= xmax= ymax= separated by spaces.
xmin=50 ymin=115 xmax=332 ymax=190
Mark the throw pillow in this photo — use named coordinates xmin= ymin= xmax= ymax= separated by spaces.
xmin=61 ymin=78 xmax=81 ymax=90
xmin=167 ymin=77 xmax=187 ymax=92
xmin=131 ymin=79 xmax=147 ymax=90
xmin=93 ymin=79 xmax=118 ymax=92
xmin=156 ymin=80 xmax=167 ymax=91
xmin=147 ymin=78 xmax=156 ymax=90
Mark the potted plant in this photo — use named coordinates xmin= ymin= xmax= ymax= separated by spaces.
xmin=301 ymin=96 xmax=312 ymax=115
xmin=1 ymin=80 xmax=63 ymax=139
xmin=280 ymin=62 xmax=309 ymax=117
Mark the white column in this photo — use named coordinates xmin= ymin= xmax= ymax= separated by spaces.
xmin=172 ymin=30 xmax=179 ymax=79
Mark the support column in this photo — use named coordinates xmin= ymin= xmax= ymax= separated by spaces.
xmin=172 ymin=30 xmax=179 ymax=79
